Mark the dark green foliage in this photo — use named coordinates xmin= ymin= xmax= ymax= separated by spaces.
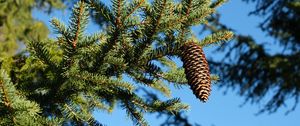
xmin=0 ymin=69 xmax=63 ymax=126
xmin=1 ymin=0 xmax=232 ymax=125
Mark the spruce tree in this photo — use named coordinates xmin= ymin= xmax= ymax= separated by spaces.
xmin=1 ymin=0 xmax=233 ymax=125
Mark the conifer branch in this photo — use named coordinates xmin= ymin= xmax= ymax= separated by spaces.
xmin=89 ymin=0 xmax=113 ymax=23
xmin=71 ymin=71 xmax=135 ymax=92
xmin=91 ymin=0 xmax=127 ymax=72
xmin=0 ymin=79 xmax=16 ymax=124
xmin=186 ymin=0 xmax=192 ymax=17
xmin=159 ymin=68 xmax=188 ymax=85
xmin=152 ymin=0 xmax=166 ymax=37
xmin=188 ymin=8 xmax=214 ymax=25
xmin=124 ymin=0 xmax=145 ymax=21
xmin=199 ymin=30 xmax=233 ymax=47
xmin=85 ymin=94 xmax=111 ymax=112
xmin=0 ymin=80 xmax=12 ymax=109
xmin=124 ymin=101 xmax=148 ymax=126
xmin=179 ymin=0 xmax=193 ymax=43
xmin=51 ymin=18 xmax=70 ymax=38
xmin=126 ymin=20 xmax=150 ymax=28
xmin=4 ymin=0 xmax=233 ymax=125
xmin=132 ymin=0 xmax=167 ymax=65
xmin=0 ymin=69 xmax=42 ymax=125
xmin=210 ymin=0 xmax=228 ymax=8
xmin=72 ymin=1 xmax=85 ymax=48
xmin=127 ymin=70 xmax=153 ymax=85
xmin=142 ymin=0 xmax=167 ymax=44
xmin=116 ymin=0 xmax=123 ymax=27
xmin=142 ymin=44 xmax=179 ymax=62
xmin=28 ymin=41 xmax=58 ymax=70
xmin=64 ymin=104 xmax=81 ymax=120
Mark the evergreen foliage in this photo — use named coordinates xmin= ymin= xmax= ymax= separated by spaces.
xmin=0 ymin=69 xmax=62 ymax=126
xmin=1 ymin=0 xmax=232 ymax=125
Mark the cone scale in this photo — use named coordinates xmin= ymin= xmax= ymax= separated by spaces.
xmin=180 ymin=42 xmax=211 ymax=102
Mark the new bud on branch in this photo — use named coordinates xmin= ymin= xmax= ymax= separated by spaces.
xmin=181 ymin=42 xmax=211 ymax=102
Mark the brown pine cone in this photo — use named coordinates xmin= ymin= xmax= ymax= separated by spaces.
xmin=180 ymin=42 xmax=211 ymax=102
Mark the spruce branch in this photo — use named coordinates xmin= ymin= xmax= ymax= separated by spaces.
xmin=62 ymin=97 xmax=104 ymax=125
xmin=56 ymin=0 xmax=90 ymax=72
xmin=199 ymin=30 xmax=233 ymax=47
xmin=77 ymin=32 xmax=103 ymax=48
xmin=0 ymin=79 xmax=11 ymax=109
xmin=8 ymin=0 xmax=233 ymax=125
xmin=113 ymin=0 xmax=125 ymax=27
xmin=126 ymin=69 xmax=155 ymax=85
xmin=126 ymin=69 xmax=171 ymax=97
xmin=91 ymin=0 xmax=128 ymax=72
xmin=141 ymin=44 xmax=180 ymax=62
xmin=188 ymin=8 xmax=215 ymax=25
xmin=70 ymin=0 xmax=87 ymax=48
xmin=51 ymin=18 xmax=70 ymax=38
xmin=27 ymin=40 xmax=59 ymax=70
xmin=210 ymin=0 xmax=228 ymax=8
xmin=178 ymin=0 xmax=193 ymax=43
xmin=0 ymin=69 xmax=44 ymax=125
xmin=70 ymin=71 xmax=135 ymax=92
xmin=63 ymin=103 xmax=82 ymax=121
xmin=0 ymin=77 xmax=16 ymax=124
xmin=148 ymin=0 xmax=167 ymax=38
xmin=160 ymin=68 xmax=188 ymax=85
xmin=124 ymin=0 xmax=145 ymax=21
xmin=185 ymin=0 xmax=193 ymax=17
xmin=158 ymin=57 xmax=177 ymax=70
xmin=124 ymin=101 xmax=148 ymax=126
xmin=88 ymin=0 xmax=114 ymax=26
xmin=150 ymin=80 xmax=171 ymax=97
xmin=132 ymin=0 xmax=167 ymax=63
xmin=84 ymin=93 xmax=111 ymax=112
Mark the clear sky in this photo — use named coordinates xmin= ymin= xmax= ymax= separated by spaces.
xmin=32 ymin=0 xmax=300 ymax=126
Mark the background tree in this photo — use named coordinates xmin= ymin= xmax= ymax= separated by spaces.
xmin=0 ymin=0 xmax=64 ymax=58
xmin=1 ymin=0 xmax=233 ymax=125
xmin=206 ymin=0 xmax=300 ymax=114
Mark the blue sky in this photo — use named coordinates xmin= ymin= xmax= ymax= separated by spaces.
xmin=32 ymin=0 xmax=300 ymax=126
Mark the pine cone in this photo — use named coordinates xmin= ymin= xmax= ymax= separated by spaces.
xmin=180 ymin=42 xmax=211 ymax=102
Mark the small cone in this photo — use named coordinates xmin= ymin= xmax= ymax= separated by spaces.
xmin=180 ymin=42 xmax=211 ymax=102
